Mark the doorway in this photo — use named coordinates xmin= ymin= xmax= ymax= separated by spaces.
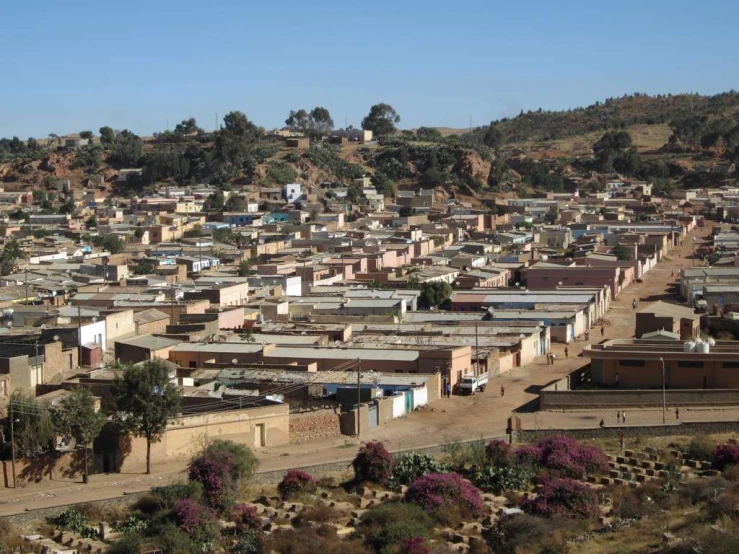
xmin=254 ymin=424 xmax=266 ymax=447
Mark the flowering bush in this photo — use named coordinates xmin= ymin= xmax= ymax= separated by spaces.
xmin=473 ymin=466 xmax=531 ymax=494
xmin=514 ymin=445 xmax=543 ymax=468
xmin=399 ymin=537 xmax=431 ymax=554
xmin=277 ymin=470 xmax=316 ymax=499
xmin=712 ymin=444 xmax=739 ymax=470
xmin=522 ymin=478 xmax=599 ymax=519
xmin=485 ymin=440 xmax=512 ymax=467
xmin=232 ymin=503 xmax=263 ymax=532
xmin=352 ymin=441 xmax=393 ymax=484
xmin=387 ymin=452 xmax=448 ymax=491
xmin=188 ymin=450 xmax=236 ymax=511
xmin=536 ymin=436 xmax=608 ymax=478
xmin=405 ymin=473 xmax=483 ymax=518
xmin=172 ymin=499 xmax=220 ymax=547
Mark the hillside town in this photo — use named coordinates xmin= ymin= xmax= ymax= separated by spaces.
xmin=1 ymin=130 xmax=735 ymax=475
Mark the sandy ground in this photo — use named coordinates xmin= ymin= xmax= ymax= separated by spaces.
xmin=0 ymin=224 xmax=721 ymax=516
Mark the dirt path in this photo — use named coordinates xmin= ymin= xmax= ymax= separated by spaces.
xmin=0 ymin=224 xmax=716 ymax=517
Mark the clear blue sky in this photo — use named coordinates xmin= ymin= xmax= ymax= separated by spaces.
xmin=2 ymin=0 xmax=738 ymax=138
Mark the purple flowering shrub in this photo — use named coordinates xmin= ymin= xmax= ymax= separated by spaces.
xmin=485 ymin=440 xmax=512 ymax=467
xmin=405 ymin=473 xmax=483 ymax=518
xmin=277 ymin=469 xmax=316 ymax=499
xmin=713 ymin=444 xmax=739 ymax=470
xmin=522 ymin=478 xmax=599 ymax=519
xmin=352 ymin=441 xmax=393 ymax=484
xmin=172 ymin=499 xmax=220 ymax=546
xmin=399 ymin=536 xmax=431 ymax=554
xmin=188 ymin=450 xmax=236 ymax=511
xmin=536 ymin=436 xmax=608 ymax=477
xmin=514 ymin=445 xmax=543 ymax=468
xmin=231 ymin=503 xmax=262 ymax=532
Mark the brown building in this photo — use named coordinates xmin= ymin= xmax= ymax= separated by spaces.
xmin=134 ymin=308 xmax=171 ymax=335
xmin=584 ymin=339 xmax=739 ymax=389
xmin=635 ymin=301 xmax=700 ymax=340
xmin=114 ymin=334 xmax=182 ymax=364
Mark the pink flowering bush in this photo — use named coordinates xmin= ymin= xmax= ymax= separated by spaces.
xmin=399 ymin=536 xmax=431 ymax=554
xmin=522 ymin=478 xmax=599 ymax=519
xmin=277 ymin=470 xmax=316 ymax=499
xmin=405 ymin=473 xmax=483 ymax=519
xmin=514 ymin=445 xmax=543 ymax=468
xmin=172 ymin=499 xmax=220 ymax=546
xmin=188 ymin=450 xmax=236 ymax=511
xmin=712 ymin=444 xmax=739 ymax=470
xmin=352 ymin=441 xmax=393 ymax=484
xmin=485 ymin=440 xmax=512 ymax=467
xmin=536 ymin=436 xmax=608 ymax=478
xmin=231 ymin=503 xmax=263 ymax=532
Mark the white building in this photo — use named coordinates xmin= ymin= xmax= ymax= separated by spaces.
xmin=283 ymin=183 xmax=303 ymax=203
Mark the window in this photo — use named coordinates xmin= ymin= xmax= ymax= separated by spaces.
xmin=723 ymin=361 xmax=739 ymax=369
xmin=189 ymin=361 xmax=197 ymax=368
xmin=619 ymin=359 xmax=645 ymax=367
xmin=678 ymin=361 xmax=704 ymax=368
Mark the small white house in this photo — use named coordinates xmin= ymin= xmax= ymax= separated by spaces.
xmin=283 ymin=183 xmax=303 ymax=203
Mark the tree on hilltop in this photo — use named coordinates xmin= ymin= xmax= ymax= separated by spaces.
xmin=362 ymin=103 xmax=401 ymax=137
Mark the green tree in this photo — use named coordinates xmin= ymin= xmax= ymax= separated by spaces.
xmin=133 ymin=259 xmax=156 ymax=275
xmin=85 ymin=216 xmax=97 ymax=229
xmin=102 ymin=236 xmax=125 ymax=254
xmin=419 ymin=282 xmax=453 ymax=309
xmin=611 ymin=244 xmax=631 ymax=261
xmin=79 ymin=130 xmax=93 ymax=140
xmin=99 ymin=126 xmax=116 ymax=146
xmin=55 ymin=388 xmax=106 ymax=484
xmin=266 ymin=161 xmax=297 ymax=185
xmin=0 ymin=238 xmax=26 ymax=276
xmin=7 ymin=391 xmax=56 ymax=459
xmin=109 ymin=130 xmax=143 ymax=167
xmin=372 ymin=171 xmax=396 ymax=198
xmin=285 ymin=107 xmax=334 ymax=135
xmin=483 ymin=124 xmax=504 ymax=149
xmin=238 ymin=259 xmax=252 ymax=277
xmin=347 ymin=185 xmax=361 ymax=204
xmin=174 ymin=118 xmax=202 ymax=136
xmin=111 ymin=359 xmax=182 ymax=474
xmin=593 ymin=131 xmax=633 ymax=172
xmin=362 ymin=103 xmax=401 ymax=137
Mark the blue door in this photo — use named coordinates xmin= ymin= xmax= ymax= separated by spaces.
xmin=405 ymin=390 xmax=414 ymax=413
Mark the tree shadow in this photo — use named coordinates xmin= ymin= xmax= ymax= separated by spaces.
xmin=18 ymin=450 xmax=60 ymax=484
xmin=59 ymin=449 xmax=86 ymax=481
xmin=513 ymin=398 xmax=540 ymax=414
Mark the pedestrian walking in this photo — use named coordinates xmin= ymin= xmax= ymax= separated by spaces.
xmin=675 ymin=407 xmax=679 ymax=420
xmin=585 ymin=330 xmax=590 ymax=341
xmin=622 ymin=411 xmax=627 ymax=424
xmin=620 ymin=434 xmax=625 ymax=451
xmin=616 ymin=410 xmax=621 ymax=423
xmin=599 ymin=419 xmax=605 ymax=428
xmin=564 ymin=347 xmax=569 ymax=359
xmin=601 ymin=326 xmax=605 ymax=337
xmin=446 ymin=382 xmax=452 ymax=398
xmin=500 ymin=385 xmax=505 ymax=397
xmin=632 ymin=299 xmax=637 ymax=310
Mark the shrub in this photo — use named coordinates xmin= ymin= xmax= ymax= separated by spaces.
xmin=687 ymin=436 xmax=716 ymax=462
xmin=188 ymin=449 xmax=236 ymax=511
xmin=232 ymin=503 xmax=263 ymax=532
xmin=485 ymin=440 xmax=512 ymax=467
xmin=536 ymin=436 xmax=608 ymax=478
xmin=360 ymin=503 xmax=433 ymax=553
xmin=203 ymin=439 xmax=259 ymax=483
xmin=150 ymin=520 xmax=200 ymax=554
xmin=172 ymin=499 xmax=220 ymax=548
xmin=149 ymin=480 xmax=204 ymax=512
xmin=522 ymin=478 xmax=599 ymax=519
xmin=398 ymin=537 xmax=431 ymax=554
xmin=712 ymin=444 xmax=739 ymax=470
xmin=352 ymin=441 xmax=393 ymax=484
xmin=441 ymin=438 xmax=487 ymax=470
xmin=473 ymin=466 xmax=531 ymax=494
xmin=278 ymin=470 xmax=316 ymax=499
xmin=231 ymin=528 xmax=264 ymax=554
xmin=680 ymin=476 xmax=732 ymax=505
xmin=387 ymin=452 xmax=448 ymax=491
xmin=107 ymin=534 xmax=142 ymax=554
xmin=405 ymin=473 xmax=483 ymax=519
xmin=483 ymin=514 xmax=560 ymax=554
xmin=514 ymin=445 xmax=543 ymax=468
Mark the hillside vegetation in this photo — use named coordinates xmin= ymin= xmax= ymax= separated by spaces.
xmin=1 ymin=92 xmax=738 ymax=209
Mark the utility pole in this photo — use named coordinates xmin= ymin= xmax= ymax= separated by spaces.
xmin=24 ymin=268 xmax=28 ymax=303
xmin=660 ymin=357 xmax=666 ymax=424
xmin=77 ymin=305 xmax=83 ymax=350
xmin=9 ymin=400 xmax=16 ymax=488
xmin=170 ymin=282 xmax=176 ymax=324
xmin=356 ymin=358 xmax=361 ymax=438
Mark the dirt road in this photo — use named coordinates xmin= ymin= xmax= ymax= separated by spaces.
xmin=0 ymin=224 xmax=717 ymax=516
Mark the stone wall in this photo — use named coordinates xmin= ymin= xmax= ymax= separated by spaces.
xmin=540 ymin=388 xmax=739 ymax=409
xmin=511 ymin=420 xmax=739 ymax=444
xmin=289 ymin=407 xmax=341 ymax=443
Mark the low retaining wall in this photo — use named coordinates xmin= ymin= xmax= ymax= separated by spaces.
xmin=289 ymin=408 xmax=342 ymax=443
xmin=511 ymin=420 xmax=739 ymax=444
xmin=540 ymin=388 xmax=739 ymax=410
